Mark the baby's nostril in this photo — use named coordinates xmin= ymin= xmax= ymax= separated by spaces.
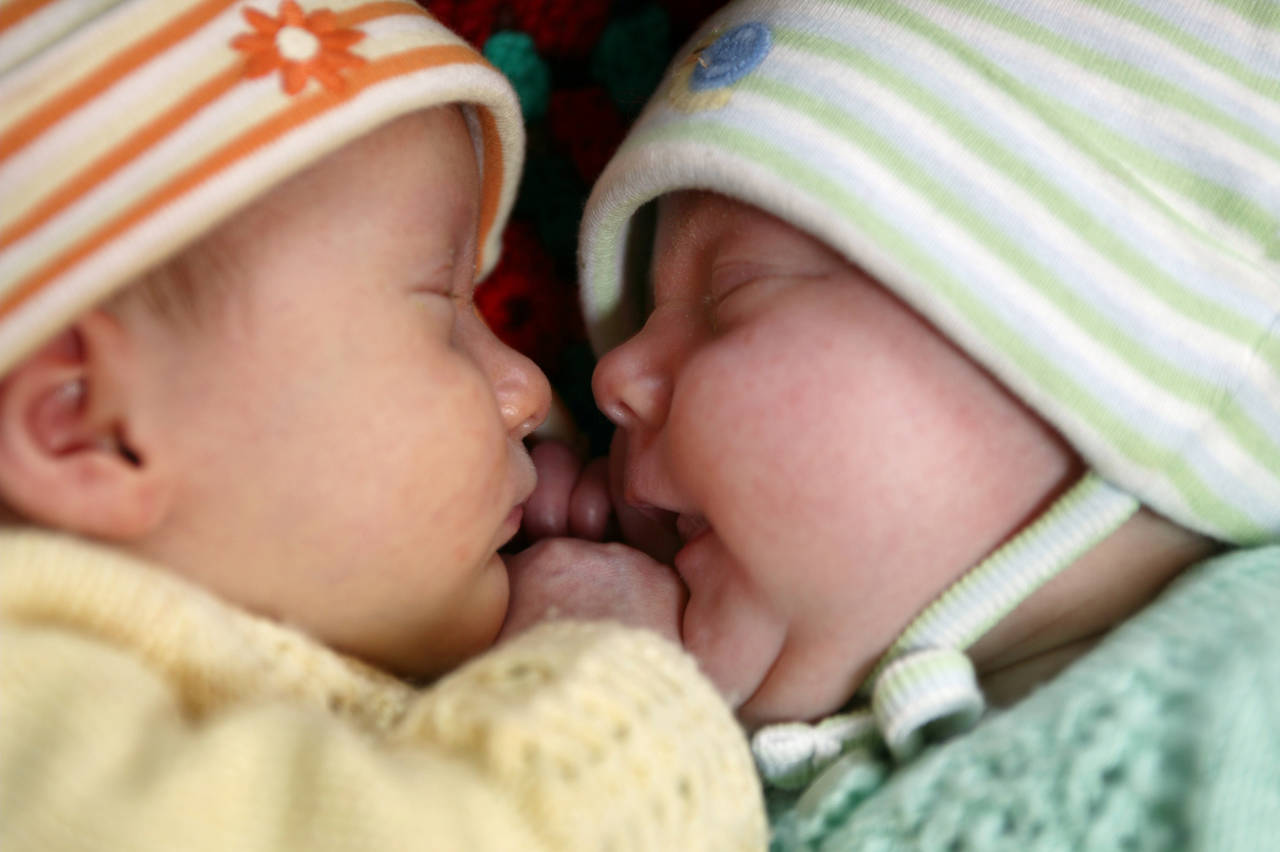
xmin=602 ymin=400 xmax=636 ymax=428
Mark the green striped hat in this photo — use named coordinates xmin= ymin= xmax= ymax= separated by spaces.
xmin=581 ymin=0 xmax=1280 ymax=785
xmin=583 ymin=0 xmax=1280 ymax=547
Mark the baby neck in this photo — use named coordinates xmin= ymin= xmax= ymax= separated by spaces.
xmin=969 ymin=508 xmax=1219 ymax=707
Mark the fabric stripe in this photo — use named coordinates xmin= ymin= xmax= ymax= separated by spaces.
xmin=0 ymin=9 xmax=449 ymax=237
xmin=801 ymin=4 xmax=1280 ymax=323
xmin=0 ymin=2 xmax=431 ymax=250
xmin=1 ymin=5 xmax=251 ymax=227
xmin=938 ymin=19 xmax=1280 ymax=247
xmin=4 ymin=77 xmax=289 ymax=276
xmin=2 ymin=45 xmax=491 ymax=318
xmin=0 ymin=66 xmax=242 ymax=253
xmin=474 ymin=104 xmax=503 ymax=275
xmin=0 ymin=0 xmax=236 ymax=161
xmin=1022 ymin=0 xmax=1280 ymax=101
xmin=346 ymin=0 xmax=428 ymax=22
xmin=776 ymin=7 xmax=1280 ymax=475
xmin=1069 ymin=110 xmax=1280 ymax=257
xmin=0 ymin=1 xmax=421 ymax=162
xmin=768 ymin=27 xmax=1271 ymax=347
xmin=777 ymin=5 xmax=1278 ymax=304
xmin=0 ymin=0 xmax=56 ymax=33
xmin=1120 ymin=0 xmax=1280 ymax=82
xmin=888 ymin=0 xmax=1280 ymax=162
xmin=2 ymin=45 xmax=491 ymax=287
xmin=0 ymin=1 xmax=140 ymax=74
xmin=880 ymin=0 xmax=1280 ymax=227
xmin=1203 ymin=0 xmax=1280 ymax=29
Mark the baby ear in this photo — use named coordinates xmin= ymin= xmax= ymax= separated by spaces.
xmin=0 ymin=311 xmax=171 ymax=539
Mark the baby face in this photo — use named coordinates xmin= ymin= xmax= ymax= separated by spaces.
xmin=593 ymin=191 xmax=1079 ymax=725
xmin=134 ymin=108 xmax=548 ymax=678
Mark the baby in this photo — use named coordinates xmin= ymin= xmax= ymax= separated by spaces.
xmin=0 ymin=2 xmax=764 ymax=849
xmin=538 ymin=0 xmax=1280 ymax=847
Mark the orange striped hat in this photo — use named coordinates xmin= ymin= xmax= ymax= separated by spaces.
xmin=0 ymin=0 xmax=524 ymax=374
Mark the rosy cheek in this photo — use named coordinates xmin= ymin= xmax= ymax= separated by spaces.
xmin=671 ymin=319 xmax=899 ymax=566
xmin=668 ymin=343 xmax=813 ymax=525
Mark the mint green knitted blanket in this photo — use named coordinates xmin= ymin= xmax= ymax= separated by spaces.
xmin=770 ymin=546 xmax=1280 ymax=851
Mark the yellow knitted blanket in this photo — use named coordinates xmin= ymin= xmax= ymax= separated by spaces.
xmin=0 ymin=528 xmax=766 ymax=851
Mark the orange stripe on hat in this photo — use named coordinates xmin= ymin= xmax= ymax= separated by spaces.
xmin=0 ymin=64 xmax=243 ymax=252
xmin=0 ymin=1 xmax=424 ymax=251
xmin=341 ymin=0 xmax=420 ymax=25
xmin=1 ymin=44 xmax=502 ymax=318
xmin=0 ymin=0 xmax=422 ymax=161
xmin=0 ymin=0 xmax=238 ymax=161
xmin=0 ymin=0 xmax=57 ymax=33
xmin=474 ymin=103 xmax=503 ymax=277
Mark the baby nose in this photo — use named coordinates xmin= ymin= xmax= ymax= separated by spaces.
xmin=592 ymin=334 xmax=672 ymax=432
xmin=485 ymin=336 xmax=550 ymax=440
xmin=503 ymin=350 xmax=551 ymax=440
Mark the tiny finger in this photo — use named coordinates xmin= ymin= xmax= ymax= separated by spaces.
xmin=523 ymin=441 xmax=581 ymax=539
xmin=569 ymin=457 xmax=614 ymax=541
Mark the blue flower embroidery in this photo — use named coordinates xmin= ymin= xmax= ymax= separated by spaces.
xmin=688 ymin=22 xmax=772 ymax=92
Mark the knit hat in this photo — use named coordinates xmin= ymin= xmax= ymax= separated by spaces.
xmin=581 ymin=0 xmax=1280 ymax=788
xmin=0 ymin=0 xmax=524 ymax=376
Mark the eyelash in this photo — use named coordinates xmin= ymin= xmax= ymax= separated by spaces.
xmin=705 ymin=274 xmax=764 ymax=319
xmin=413 ymin=281 xmax=466 ymax=325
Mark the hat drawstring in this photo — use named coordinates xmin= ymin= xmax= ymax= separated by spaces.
xmin=752 ymin=472 xmax=1139 ymax=791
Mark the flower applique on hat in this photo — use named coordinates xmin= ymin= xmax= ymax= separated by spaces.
xmin=667 ymin=21 xmax=771 ymax=112
xmin=232 ymin=0 xmax=366 ymax=95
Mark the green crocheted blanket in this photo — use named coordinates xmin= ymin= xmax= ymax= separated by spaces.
xmin=769 ymin=545 xmax=1280 ymax=851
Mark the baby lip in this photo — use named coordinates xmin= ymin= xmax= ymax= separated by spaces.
xmin=676 ymin=514 xmax=710 ymax=544
xmin=622 ymin=489 xmax=674 ymax=521
xmin=513 ymin=448 xmax=538 ymax=506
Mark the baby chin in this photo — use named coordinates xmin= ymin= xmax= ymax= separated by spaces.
xmin=676 ymin=531 xmax=788 ymax=722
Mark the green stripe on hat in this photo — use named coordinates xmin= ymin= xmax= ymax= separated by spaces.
xmin=916 ymin=0 xmax=1280 ymax=159
xmin=767 ymin=25 xmax=1272 ymax=342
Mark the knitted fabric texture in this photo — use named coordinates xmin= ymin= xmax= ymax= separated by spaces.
xmin=0 ymin=0 xmax=524 ymax=377
xmin=768 ymin=545 xmax=1280 ymax=851
xmin=0 ymin=528 xmax=768 ymax=850
xmin=582 ymin=0 xmax=1280 ymax=544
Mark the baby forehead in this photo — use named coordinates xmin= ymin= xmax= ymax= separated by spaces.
xmin=652 ymin=190 xmax=850 ymax=268
xmin=655 ymin=190 xmax=779 ymax=233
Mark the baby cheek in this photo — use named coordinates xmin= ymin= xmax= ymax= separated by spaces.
xmin=414 ymin=380 xmax=506 ymax=507
xmin=668 ymin=331 xmax=863 ymax=533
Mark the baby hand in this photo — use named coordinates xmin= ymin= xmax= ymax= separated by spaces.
xmin=498 ymin=539 xmax=686 ymax=646
xmin=521 ymin=435 xmax=681 ymax=564
xmin=522 ymin=440 xmax=613 ymax=541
